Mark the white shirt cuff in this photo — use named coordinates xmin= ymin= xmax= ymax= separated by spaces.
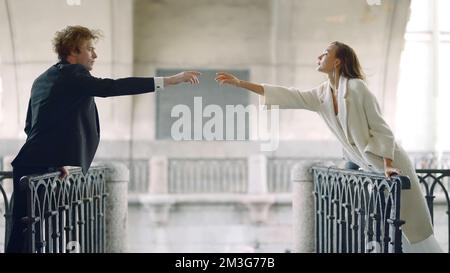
xmin=154 ymin=77 xmax=164 ymax=90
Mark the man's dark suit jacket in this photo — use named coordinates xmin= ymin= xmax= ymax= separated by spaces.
xmin=11 ymin=61 xmax=156 ymax=174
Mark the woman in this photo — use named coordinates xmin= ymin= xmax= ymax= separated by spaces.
xmin=215 ymin=41 xmax=442 ymax=253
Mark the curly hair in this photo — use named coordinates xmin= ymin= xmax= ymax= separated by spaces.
xmin=52 ymin=25 xmax=101 ymax=61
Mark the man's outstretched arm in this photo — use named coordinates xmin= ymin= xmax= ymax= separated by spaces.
xmin=68 ymin=65 xmax=201 ymax=97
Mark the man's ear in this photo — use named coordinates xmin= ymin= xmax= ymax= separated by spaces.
xmin=66 ymin=49 xmax=78 ymax=63
xmin=69 ymin=46 xmax=82 ymax=57
xmin=68 ymin=50 xmax=78 ymax=58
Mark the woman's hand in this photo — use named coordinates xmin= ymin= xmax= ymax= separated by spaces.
xmin=215 ymin=72 xmax=241 ymax=87
xmin=383 ymin=158 xmax=400 ymax=178
xmin=215 ymin=72 xmax=264 ymax=95
xmin=384 ymin=166 xmax=401 ymax=178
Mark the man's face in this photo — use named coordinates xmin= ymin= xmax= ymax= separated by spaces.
xmin=71 ymin=39 xmax=97 ymax=71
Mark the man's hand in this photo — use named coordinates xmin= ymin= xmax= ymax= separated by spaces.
xmin=58 ymin=166 xmax=69 ymax=179
xmin=164 ymin=71 xmax=201 ymax=86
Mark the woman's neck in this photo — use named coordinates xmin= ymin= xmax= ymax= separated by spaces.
xmin=328 ymin=73 xmax=340 ymax=93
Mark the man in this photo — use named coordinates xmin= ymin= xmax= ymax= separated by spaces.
xmin=7 ymin=25 xmax=200 ymax=252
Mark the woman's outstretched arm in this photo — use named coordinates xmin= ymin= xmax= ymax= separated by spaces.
xmin=215 ymin=71 xmax=323 ymax=111
xmin=215 ymin=72 xmax=264 ymax=95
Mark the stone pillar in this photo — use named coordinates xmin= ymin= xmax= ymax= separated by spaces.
xmin=291 ymin=161 xmax=317 ymax=253
xmin=383 ymin=0 xmax=412 ymax=128
xmin=270 ymin=0 xmax=296 ymax=86
xmin=104 ymin=162 xmax=129 ymax=253
xmin=2 ymin=155 xmax=14 ymax=195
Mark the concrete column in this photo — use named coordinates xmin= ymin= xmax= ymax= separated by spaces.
xmin=291 ymin=161 xmax=318 ymax=253
xmin=0 ymin=0 xmax=21 ymax=137
xmin=2 ymin=155 xmax=14 ymax=193
xmin=104 ymin=162 xmax=129 ymax=253
xmin=382 ymin=0 xmax=412 ymax=128
xmin=109 ymin=0 xmax=134 ymax=140
xmin=270 ymin=0 xmax=296 ymax=86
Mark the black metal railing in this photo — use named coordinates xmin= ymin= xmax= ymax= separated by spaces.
xmin=312 ymin=166 xmax=410 ymax=253
xmin=416 ymin=169 xmax=450 ymax=253
xmin=1 ymin=167 xmax=108 ymax=253
xmin=0 ymin=171 xmax=14 ymax=250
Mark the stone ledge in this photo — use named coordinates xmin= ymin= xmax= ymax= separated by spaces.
xmin=128 ymin=193 xmax=292 ymax=225
xmin=128 ymin=193 xmax=292 ymax=206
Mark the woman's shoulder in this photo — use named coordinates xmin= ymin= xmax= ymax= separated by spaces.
xmin=347 ymin=78 xmax=368 ymax=90
xmin=346 ymin=78 xmax=372 ymax=97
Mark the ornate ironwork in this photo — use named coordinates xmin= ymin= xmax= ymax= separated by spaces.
xmin=312 ymin=166 xmax=410 ymax=253
xmin=416 ymin=169 xmax=450 ymax=253
xmin=18 ymin=167 xmax=107 ymax=253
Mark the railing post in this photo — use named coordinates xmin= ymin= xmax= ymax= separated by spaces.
xmin=147 ymin=156 xmax=172 ymax=226
xmin=244 ymin=155 xmax=272 ymax=224
xmin=104 ymin=162 xmax=129 ymax=253
xmin=149 ymin=156 xmax=168 ymax=194
xmin=291 ymin=161 xmax=317 ymax=253
xmin=248 ymin=154 xmax=267 ymax=194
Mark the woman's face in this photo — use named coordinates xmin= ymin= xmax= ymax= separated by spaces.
xmin=317 ymin=44 xmax=340 ymax=74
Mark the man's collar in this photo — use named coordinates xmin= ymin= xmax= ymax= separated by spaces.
xmin=58 ymin=59 xmax=70 ymax=65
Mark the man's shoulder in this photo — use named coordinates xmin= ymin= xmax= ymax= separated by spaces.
xmin=56 ymin=63 xmax=89 ymax=73
xmin=33 ymin=63 xmax=88 ymax=83
xmin=55 ymin=62 xmax=88 ymax=74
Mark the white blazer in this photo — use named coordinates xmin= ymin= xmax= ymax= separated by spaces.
xmin=261 ymin=76 xmax=433 ymax=243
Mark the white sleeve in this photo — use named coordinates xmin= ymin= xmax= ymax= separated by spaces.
xmin=154 ymin=77 xmax=164 ymax=91
xmin=260 ymin=83 xmax=323 ymax=112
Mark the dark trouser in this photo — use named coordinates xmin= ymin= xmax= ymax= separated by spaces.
xmin=5 ymin=166 xmax=51 ymax=253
